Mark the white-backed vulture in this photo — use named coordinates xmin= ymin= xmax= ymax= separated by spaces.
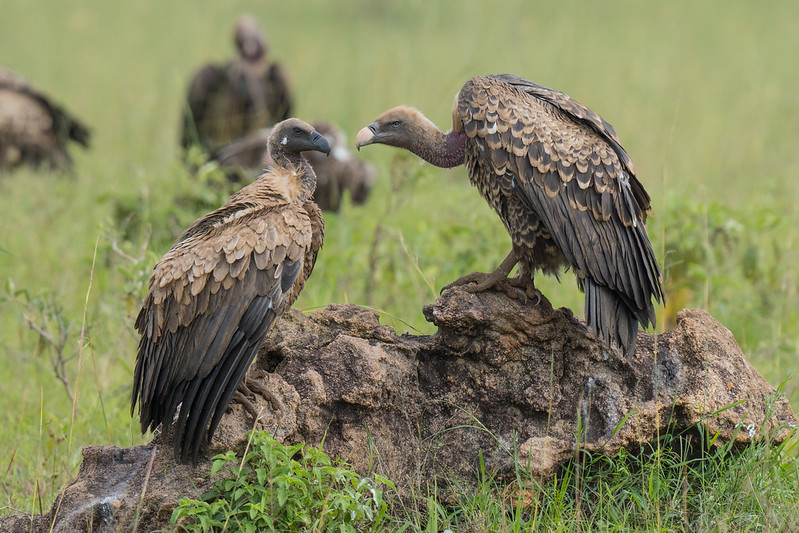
xmin=211 ymin=120 xmax=377 ymax=211
xmin=132 ymin=118 xmax=330 ymax=462
xmin=0 ymin=67 xmax=90 ymax=171
xmin=180 ymin=15 xmax=293 ymax=154
xmin=356 ymin=74 xmax=664 ymax=356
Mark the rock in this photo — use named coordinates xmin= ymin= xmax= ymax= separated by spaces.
xmin=3 ymin=288 xmax=795 ymax=531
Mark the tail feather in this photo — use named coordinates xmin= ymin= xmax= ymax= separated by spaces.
xmin=584 ymin=278 xmax=639 ymax=357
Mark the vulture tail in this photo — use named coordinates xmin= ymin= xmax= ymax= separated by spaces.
xmin=584 ymin=278 xmax=639 ymax=357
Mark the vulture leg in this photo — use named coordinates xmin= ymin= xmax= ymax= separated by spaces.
xmin=441 ymin=251 xmax=525 ymax=297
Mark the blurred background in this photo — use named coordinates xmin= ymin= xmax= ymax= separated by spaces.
xmin=1 ymin=0 xmax=797 ymax=515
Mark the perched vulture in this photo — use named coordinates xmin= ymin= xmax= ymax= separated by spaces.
xmin=211 ymin=120 xmax=377 ymax=211
xmin=181 ymin=15 xmax=293 ymax=154
xmin=132 ymin=118 xmax=330 ymax=462
xmin=356 ymin=74 xmax=664 ymax=356
xmin=0 ymin=67 xmax=90 ymax=171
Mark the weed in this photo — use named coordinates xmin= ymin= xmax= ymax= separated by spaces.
xmin=169 ymin=431 xmax=395 ymax=532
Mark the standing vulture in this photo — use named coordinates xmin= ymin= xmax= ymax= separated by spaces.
xmin=132 ymin=118 xmax=330 ymax=462
xmin=0 ymin=67 xmax=90 ymax=171
xmin=356 ymin=74 xmax=664 ymax=356
xmin=211 ymin=120 xmax=378 ymax=211
xmin=181 ymin=15 xmax=293 ymax=154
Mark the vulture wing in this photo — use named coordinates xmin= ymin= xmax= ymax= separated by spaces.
xmin=132 ymin=201 xmax=312 ymax=461
xmin=457 ymin=74 xmax=663 ymax=351
xmin=181 ymin=64 xmax=227 ymax=150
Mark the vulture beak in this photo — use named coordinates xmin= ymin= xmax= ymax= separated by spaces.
xmin=311 ymin=131 xmax=331 ymax=156
xmin=355 ymin=122 xmax=379 ymax=150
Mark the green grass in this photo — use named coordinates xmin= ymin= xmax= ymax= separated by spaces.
xmin=0 ymin=0 xmax=797 ymax=527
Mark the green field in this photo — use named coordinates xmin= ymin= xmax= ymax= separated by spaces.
xmin=1 ymin=0 xmax=797 ymax=528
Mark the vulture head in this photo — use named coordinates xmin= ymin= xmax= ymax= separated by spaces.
xmin=268 ymin=118 xmax=331 ymax=159
xmin=355 ymin=106 xmax=434 ymax=151
xmin=234 ymin=15 xmax=268 ymax=61
xmin=356 ymin=106 xmax=466 ymax=168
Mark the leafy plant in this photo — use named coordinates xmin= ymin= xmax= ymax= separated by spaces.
xmin=170 ymin=432 xmax=395 ymax=532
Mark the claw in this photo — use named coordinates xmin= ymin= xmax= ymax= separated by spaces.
xmin=507 ymin=276 xmax=543 ymax=305
xmin=440 ymin=272 xmax=488 ymax=294
xmin=441 ymin=251 xmax=520 ymax=295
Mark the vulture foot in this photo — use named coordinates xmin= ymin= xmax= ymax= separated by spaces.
xmin=506 ymin=276 xmax=543 ymax=305
xmin=441 ymin=251 xmax=520 ymax=295
xmin=440 ymin=270 xmax=505 ymax=293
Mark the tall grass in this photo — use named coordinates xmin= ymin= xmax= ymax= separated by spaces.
xmin=0 ymin=0 xmax=797 ymax=522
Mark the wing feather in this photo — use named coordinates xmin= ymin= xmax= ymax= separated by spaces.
xmin=132 ymin=199 xmax=314 ymax=460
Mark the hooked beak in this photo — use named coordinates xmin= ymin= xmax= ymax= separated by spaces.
xmin=355 ymin=122 xmax=379 ymax=151
xmin=310 ymin=131 xmax=331 ymax=156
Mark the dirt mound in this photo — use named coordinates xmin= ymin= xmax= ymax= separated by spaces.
xmin=4 ymin=287 xmax=795 ymax=532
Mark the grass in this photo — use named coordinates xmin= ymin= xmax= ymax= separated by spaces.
xmin=0 ymin=0 xmax=797 ymax=527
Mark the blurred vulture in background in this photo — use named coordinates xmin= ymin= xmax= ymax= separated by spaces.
xmin=357 ymin=74 xmax=664 ymax=356
xmin=181 ymin=15 xmax=293 ymax=154
xmin=212 ymin=120 xmax=377 ymax=211
xmin=0 ymin=67 xmax=90 ymax=171
xmin=132 ymin=119 xmax=330 ymax=462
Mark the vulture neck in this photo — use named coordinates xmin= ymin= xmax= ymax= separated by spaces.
xmin=409 ymin=118 xmax=466 ymax=169
xmin=263 ymin=150 xmax=316 ymax=204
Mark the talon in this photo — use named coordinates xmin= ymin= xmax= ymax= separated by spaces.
xmin=441 ymin=272 xmax=484 ymax=293
xmin=530 ymin=288 xmax=542 ymax=305
xmin=441 ymin=251 xmax=520 ymax=295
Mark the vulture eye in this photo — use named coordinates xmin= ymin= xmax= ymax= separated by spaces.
xmin=292 ymin=127 xmax=303 ymax=136
xmin=389 ymin=120 xmax=402 ymax=129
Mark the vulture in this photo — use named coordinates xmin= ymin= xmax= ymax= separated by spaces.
xmin=181 ymin=15 xmax=293 ymax=154
xmin=356 ymin=74 xmax=664 ymax=356
xmin=211 ymin=120 xmax=377 ymax=211
xmin=132 ymin=118 xmax=330 ymax=462
xmin=0 ymin=67 xmax=90 ymax=171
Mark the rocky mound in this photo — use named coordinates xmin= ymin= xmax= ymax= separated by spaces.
xmin=4 ymin=287 xmax=795 ymax=531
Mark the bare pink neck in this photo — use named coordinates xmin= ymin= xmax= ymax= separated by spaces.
xmin=414 ymin=129 xmax=467 ymax=168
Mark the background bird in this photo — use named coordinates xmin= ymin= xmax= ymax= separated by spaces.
xmin=211 ymin=119 xmax=377 ymax=211
xmin=356 ymin=74 xmax=664 ymax=356
xmin=180 ymin=14 xmax=293 ymax=154
xmin=132 ymin=118 xmax=329 ymax=462
xmin=0 ymin=67 xmax=90 ymax=171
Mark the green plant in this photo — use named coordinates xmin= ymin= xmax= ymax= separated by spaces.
xmin=170 ymin=432 xmax=395 ymax=532
xmin=407 ymin=401 xmax=799 ymax=532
